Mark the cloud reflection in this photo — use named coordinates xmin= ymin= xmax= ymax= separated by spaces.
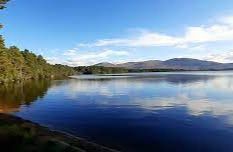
xmin=64 ymin=73 xmax=233 ymax=125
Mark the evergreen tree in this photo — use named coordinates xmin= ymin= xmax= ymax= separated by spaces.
xmin=0 ymin=0 xmax=76 ymax=83
xmin=8 ymin=46 xmax=25 ymax=80
xmin=0 ymin=45 xmax=13 ymax=82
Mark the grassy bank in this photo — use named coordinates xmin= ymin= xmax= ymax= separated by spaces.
xmin=0 ymin=113 xmax=119 ymax=152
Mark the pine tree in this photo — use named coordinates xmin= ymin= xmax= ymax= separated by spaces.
xmin=0 ymin=0 xmax=75 ymax=83
xmin=8 ymin=46 xmax=25 ymax=80
xmin=0 ymin=41 xmax=13 ymax=82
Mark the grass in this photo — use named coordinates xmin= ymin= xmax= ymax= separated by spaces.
xmin=0 ymin=113 xmax=119 ymax=152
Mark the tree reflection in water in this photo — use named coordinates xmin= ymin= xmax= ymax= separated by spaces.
xmin=0 ymin=80 xmax=51 ymax=113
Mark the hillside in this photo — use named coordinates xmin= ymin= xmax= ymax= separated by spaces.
xmin=94 ymin=58 xmax=233 ymax=70
xmin=94 ymin=62 xmax=116 ymax=67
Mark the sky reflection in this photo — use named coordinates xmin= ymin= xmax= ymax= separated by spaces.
xmin=2 ymin=71 xmax=233 ymax=152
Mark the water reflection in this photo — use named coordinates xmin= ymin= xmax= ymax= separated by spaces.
xmin=0 ymin=80 xmax=51 ymax=112
xmin=0 ymin=72 xmax=233 ymax=152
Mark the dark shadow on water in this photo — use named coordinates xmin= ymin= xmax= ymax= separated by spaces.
xmin=0 ymin=80 xmax=52 ymax=112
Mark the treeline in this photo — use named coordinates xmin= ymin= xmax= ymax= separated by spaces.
xmin=74 ymin=66 xmax=128 ymax=74
xmin=0 ymin=0 xmax=75 ymax=83
xmin=0 ymin=42 xmax=75 ymax=83
xmin=74 ymin=66 xmax=186 ymax=74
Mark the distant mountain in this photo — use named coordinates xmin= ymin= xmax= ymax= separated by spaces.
xmin=94 ymin=62 xmax=116 ymax=67
xmin=117 ymin=60 xmax=163 ymax=69
xmin=94 ymin=58 xmax=233 ymax=70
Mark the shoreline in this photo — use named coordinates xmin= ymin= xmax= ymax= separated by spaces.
xmin=0 ymin=113 xmax=120 ymax=152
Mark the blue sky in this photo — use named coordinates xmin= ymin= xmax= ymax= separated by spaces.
xmin=1 ymin=0 xmax=233 ymax=66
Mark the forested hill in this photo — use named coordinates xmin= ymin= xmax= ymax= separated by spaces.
xmin=0 ymin=44 xmax=75 ymax=83
xmin=74 ymin=66 xmax=128 ymax=74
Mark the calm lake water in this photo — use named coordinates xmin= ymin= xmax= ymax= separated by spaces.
xmin=1 ymin=71 xmax=233 ymax=152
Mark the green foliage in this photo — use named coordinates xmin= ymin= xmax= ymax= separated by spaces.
xmin=0 ymin=42 xmax=13 ymax=81
xmin=0 ymin=0 xmax=74 ymax=83
xmin=0 ymin=123 xmax=79 ymax=152
xmin=74 ymin=66 xmax=185 ymax=74
xmin=0 ymin=47 xmax=75 ymax=83
xmin=75 ymin=66 xmax=128 ymax=74
xmin=0 ymin=1 xmax=75 ymax=83
xmin=0 ymin=113 xmax=114 ymax=152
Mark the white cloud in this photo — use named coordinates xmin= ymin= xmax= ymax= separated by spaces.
xmin=49 ymin=49 xmax=129 ymax=66
xmin=80 ymin=32 xmax=182 ymax=47
xmin=203 ymin=50 xmax=233 ymax=63
xmin=219 ymin=16 xmax=233 ymax=26
xmin=175 ymin=44 xmax=207 ymax=51
xmin=46 ymin=15 xmax=233 ymax=65
xmin=45 ymin=57 xmax=61 ymax=65
xmin=63 ymin=49 xmax=78 ymax=56
xmin=78 ymin=15 xmax=233 ymax=48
